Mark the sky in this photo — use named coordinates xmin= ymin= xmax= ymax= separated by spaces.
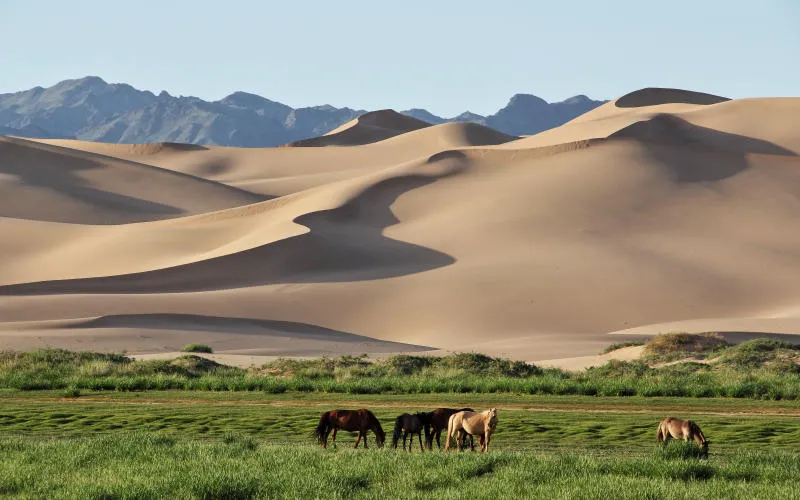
xmin=0 ymin=0 xmax=797 ymax=117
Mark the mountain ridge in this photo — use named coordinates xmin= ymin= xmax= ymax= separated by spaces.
xmin=0 ymin=76 xmax=607 ymax=147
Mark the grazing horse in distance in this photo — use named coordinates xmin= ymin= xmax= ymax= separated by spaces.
xmin=313 ymin=409 xmax=385 ymax=449
xmin=392 ymin=413 xmax=427 ymax=452
xmin=657 ymin=417 xmax=710 ymax=458
xmin=423 ymin=408 xmax=475 ymax=450
xmin=445 ymin=408 xmax=498 ymax=453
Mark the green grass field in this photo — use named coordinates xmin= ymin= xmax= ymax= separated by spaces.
xmin=1 ymin=392 xmax=799 ymax=498
xmin=1 ymin=339 xmax=799 ymax=498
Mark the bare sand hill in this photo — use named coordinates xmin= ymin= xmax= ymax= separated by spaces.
xmin=2 ymin=88 xmax=800 ymax=364
xmin=34 ymin=121 xmax=520 ymax=197
xmin=286 ymin=109 xmax=433 ymax=147
xmin=0 ymin=137 xmax=263 ymax=224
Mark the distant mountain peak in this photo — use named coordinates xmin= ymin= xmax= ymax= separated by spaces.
xmin=507 ymin=93 xmax=549 ymax=107
xmin=561 ymin=95 xmax=592 ymax=104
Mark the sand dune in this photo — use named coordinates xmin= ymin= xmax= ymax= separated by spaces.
xmin=286 ymin=109 xmax=432 ymax=147
xmin=2 ymin=90 xmax=800 ymax=361
xmin=0 ymin=137 xmax=263 ymax=224
xmin=33 ymin=121 xmax=519 ymax=198
xmin=0 ymin=314 xmax=433 ymax=356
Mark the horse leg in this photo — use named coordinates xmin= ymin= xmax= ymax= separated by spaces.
xmin=417 ymin=432 xmax=424 ymax=452
xmin=483 ymin=428 xmax=491 ymax=452
xmin=364 ymin=431 xmax=368 ymax=449
xmin=403 ymin=431 xmax=408 ymax=451
xmin=354 ymin=431 xmax=362 ymax=449
xmin=436 ymin=429 xmax=442 ymax=450
xmin=331 ymin=428 xmax=337 ymax=448
xmin=321 ymin=426 xmax=329 ymax=449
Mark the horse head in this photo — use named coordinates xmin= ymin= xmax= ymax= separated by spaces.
xmin=487 ymin=408 xmax=498 ymax=426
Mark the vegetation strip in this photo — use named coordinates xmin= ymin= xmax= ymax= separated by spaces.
xmin=2 ymin=335 xmax=799 ymax=399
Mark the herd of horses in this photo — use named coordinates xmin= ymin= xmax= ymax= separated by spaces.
xmin=312 ymin=408 xmax=710 ymax=457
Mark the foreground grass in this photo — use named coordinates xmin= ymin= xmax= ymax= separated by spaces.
xmin=0 ymin=434 xmax=798 ymax=499
xmin=0 ymin=393 xmax=798 ymax=498
xmin=2 ymin=340 xmax=800 ymax=399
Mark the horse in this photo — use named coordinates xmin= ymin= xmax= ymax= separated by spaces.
xmin=422 ymin=407 xmax=475 ymax=450
xmin=445 ymin=408 xmax=498 ymax=453
xmin=392 ymin=413 xmax=428 ymax=451
xmin=313 ymin=409 xmax=385 ymax=449
xmin=656 ymin=417 xmax=710 ymax=458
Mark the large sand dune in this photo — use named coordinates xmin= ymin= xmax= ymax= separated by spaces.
xmin=2 ymin=88 xmax=799 ymax=362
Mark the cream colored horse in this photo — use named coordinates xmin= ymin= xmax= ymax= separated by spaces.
xmin=657 ymin=417 xmax=709 ymax=457
xmin=445 ymin=408 xmax=498 ymax=453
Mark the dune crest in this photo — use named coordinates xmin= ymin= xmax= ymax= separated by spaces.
xmin=285 ymin=109 xmax=432 ymax=147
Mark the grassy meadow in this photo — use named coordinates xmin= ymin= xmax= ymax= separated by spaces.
xmin=0 ymin=393 xmax=799 ymax=499
xmin=0 ymin=333 xmax=799 ymax=498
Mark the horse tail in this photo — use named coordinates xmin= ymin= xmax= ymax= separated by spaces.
xmin=313 ymin=412 xmax=330 ymax=444
xmin=445 ymin=413 xmax=458 ymax=450
xmin=392 ymin=415 xmax=403 ymax=448
xmin=656 ymin=421 xmax=665 ymax=443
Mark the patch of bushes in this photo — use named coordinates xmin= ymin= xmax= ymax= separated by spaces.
xmin=643 ymin=333 xmax=729 ymax=362
xmin=181 ymin=344 xmax=213 ymax=354
xmin=716 ymin=339 xmax=800 ymax=371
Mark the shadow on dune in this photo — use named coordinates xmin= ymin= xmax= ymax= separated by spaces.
xmin=714 ymin=331 xmax=800 ymax=345
xmin=0 ymin=153 xmax=468 ymax=295
xmin=610 ymin=114 xmax=796 ymax=182
xmin=615 ymin=88 xmax=730 ymax=108
xmin=63 ymin=313 xmax=433 ymax=350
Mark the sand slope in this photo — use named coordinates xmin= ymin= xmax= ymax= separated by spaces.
xmin=2 ymin=90 xmax=800 ymax=361
xmin=0 ymin=137 xmax=263 ymax=224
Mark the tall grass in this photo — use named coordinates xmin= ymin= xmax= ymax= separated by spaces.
xmin=0 ymin=434 xmax=797 ymax=499
xmin=1 ymin=339 xmax=799 ymax=399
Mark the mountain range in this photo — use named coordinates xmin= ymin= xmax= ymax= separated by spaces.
xmin=0 ymin=77 xmax=606 ymax=147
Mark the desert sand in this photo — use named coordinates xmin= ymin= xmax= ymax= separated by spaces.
xmin=1 ymin=87 xmax=799 ymax=365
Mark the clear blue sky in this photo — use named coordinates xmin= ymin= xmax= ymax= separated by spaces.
xmin=1 ymin=0 xmax=797 ymax=116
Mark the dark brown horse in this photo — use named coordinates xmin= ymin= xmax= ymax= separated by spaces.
xmin=313 ymin=409 xmax=385 ymax=449
xmin=423 ymin=408 xmax=475 ymax=450
xmin=392 ymin=413 xmax=428 ymax=451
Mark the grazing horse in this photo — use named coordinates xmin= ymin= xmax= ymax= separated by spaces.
xmin=392 ymin=413 xmax=427 ymax=452
xmin=445 ymin=408 xmax=498 ymax=453
xmin=313 ymin=409 xmax=385 ymax=449
xmin=422 ymin=408 xmax=475 ymax=450
xmin=657 ymin=417 xmax=710 ymax=458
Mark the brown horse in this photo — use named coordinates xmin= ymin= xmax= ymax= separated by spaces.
xmin=422 ymin=408 xmax=475 ymax=450
xmin=445 ymin=408 xmax=498 ymax=453
xmin=392 ymin=413 xmax=427 ymax=452
xmin=657 ymin=417 xmax=710 ymax=458
xmin=313 ymin=409 xmax=385 ymax=449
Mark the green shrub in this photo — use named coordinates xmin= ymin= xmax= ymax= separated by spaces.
xmin=643 ymin=333 xmax=728 ymax=361
xmin=181 ymin=344 xmax=213 ymax=354
xmin=601 ymin=341 xmax=645 ymax=354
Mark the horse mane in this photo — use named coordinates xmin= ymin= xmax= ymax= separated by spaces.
xmin=689 ymin=420 xmax=707 ymax=445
